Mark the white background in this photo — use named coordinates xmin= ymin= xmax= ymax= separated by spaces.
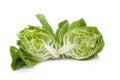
xmin=0 ymin=0 xmax=120 ymax=80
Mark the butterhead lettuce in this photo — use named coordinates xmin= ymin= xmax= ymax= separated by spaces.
xmin=10 ymin=14 xmax=57 ymax=70
xmin=10 ymin=14 xmax=104 ymax=70
xmin=60 ymin=27 xmax=104 ymax=59
xmin=57 ymin=19 xmax=104 ymax=59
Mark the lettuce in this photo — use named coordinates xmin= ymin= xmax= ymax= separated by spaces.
xmin=59 ymin=27 xmax=104 ymax=59
xmin=10 ymin=14 xmax=104 ymax=70
xmin=57 ymin=18 xmax=104 ymax=59
xmin=10 ymin=14 xmax=58 ymax=70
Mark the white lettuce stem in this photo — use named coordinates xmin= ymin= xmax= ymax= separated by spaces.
xmin=45 ymin=45 xmax=60 ymax=58
xmin=45 ymin=44 xmax=75 ymax=58
xmin=58 ymin=44 xmax=75 ymax=54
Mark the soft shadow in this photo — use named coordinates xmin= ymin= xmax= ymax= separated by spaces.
xmin=14 ymin=55 xmax=100 ymax=72
xmin=61 ymin=55 xmax=100 ymax=61
xmin=92 ymin=55 xmax=100 ymax=60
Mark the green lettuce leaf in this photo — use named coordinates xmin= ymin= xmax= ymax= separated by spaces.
xmin=56 ymin=20 xmax=69 ymax=48
xmin=68 ymin=18 xmax=86 ymax=30
xmin=36 ymin=14 xmax=55 ymax=36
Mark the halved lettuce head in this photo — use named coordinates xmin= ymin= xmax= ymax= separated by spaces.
xmin=61 ymin=27 xmax=104 ymax=59
xmin=10 ymin=14 xmax=57 ymax=70
xmin=56 ymin=18 xmax=104 ymax=59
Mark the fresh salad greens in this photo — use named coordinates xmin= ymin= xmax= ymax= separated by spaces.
xmin=10 ymin=14 xmax=104 ymax=70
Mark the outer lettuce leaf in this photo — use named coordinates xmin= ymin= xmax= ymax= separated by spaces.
xmin=10 ymin=46 xmax=25 ymax=70
xmin=10 ymin=46 xmax=40 ymax=70
xmin=68 ymin=18 xmax=86 ymax=30
xmin=36 ymin=14 xmax=55 ymax=36
xmin=56 ymin=20 xmax=69 ymax=48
